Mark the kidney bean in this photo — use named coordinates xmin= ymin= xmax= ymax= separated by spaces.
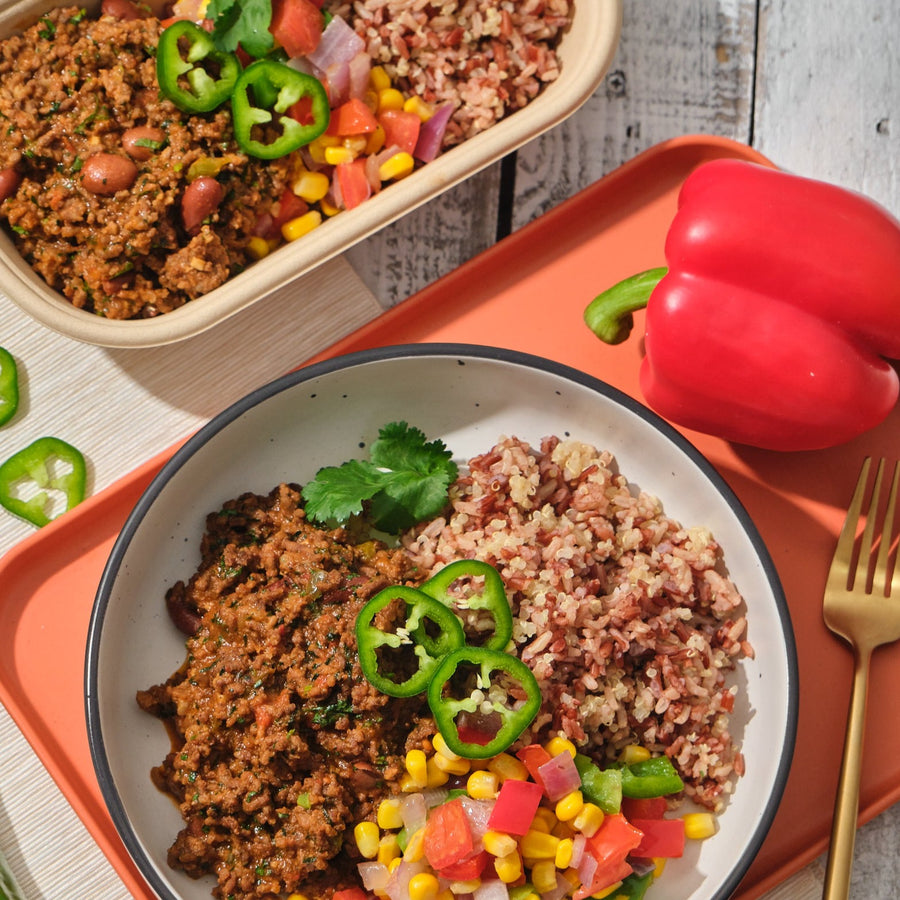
xmin=100 ymin=0 xmax=146 ymax=19
xmin=81 ymin=153 xmax=138 ymax=195
xmin=182 ymin=176 xmax=224 ymax=233
xmin=165 ymin=585 xmax=202 ymax=636
xmin=122 ymin=126 xmax=165 ymax=161
xmin=0 ymin=167 xmax=20 ymax=202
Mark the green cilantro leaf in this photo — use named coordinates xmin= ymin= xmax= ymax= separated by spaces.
xmin=207 ymin=0 xmax=274 ymax=58
xmin=302 ymin=422 xmax=458 ymax=533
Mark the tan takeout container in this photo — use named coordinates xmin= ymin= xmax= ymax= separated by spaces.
xmin=0 ymin=0 xmax=623 ymax=347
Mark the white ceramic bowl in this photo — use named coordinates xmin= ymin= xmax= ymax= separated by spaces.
xmin=0 ymin=1 xmax=622 ymax=348
xmin=86 ymin=345 xmax=797 ymax=900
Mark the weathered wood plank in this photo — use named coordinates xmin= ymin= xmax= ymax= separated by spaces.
xmin=753 ymin=0 xmax=900 ymax=216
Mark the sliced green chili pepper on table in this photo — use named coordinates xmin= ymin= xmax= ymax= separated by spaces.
xmin=0 ymin=436 xmax=87 ymax=527
xmin=0 ymin=840 xmax=27 ymax=900
xmin=0 ymin=347 xmax=18 ymax=427
xmin=419 ymin=558 xmax=513 ymax=652
xmin=356 ymin=584 xmax=465 ymax=698
xmin=156 ymin=20 xmax=242 ymax=114
xmin=231 ymin=59 xmax=329 ymax=159
xmin=426 ymin=645 xmax=541 ymax=760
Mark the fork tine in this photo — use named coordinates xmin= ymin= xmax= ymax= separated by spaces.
xmin=853 ymin=458 xmax=883 ymax=592
xmin=875 ymin=460 xmax=900 ymax=597
xmin=833 ymin=458 xmax=871 ymax=588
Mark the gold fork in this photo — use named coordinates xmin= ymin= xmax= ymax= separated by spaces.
xmin=822 ymin=457 xmax=900 ymax=899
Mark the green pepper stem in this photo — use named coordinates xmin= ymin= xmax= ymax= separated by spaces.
xmin=583 ymin=266 xmax=668 ymax=345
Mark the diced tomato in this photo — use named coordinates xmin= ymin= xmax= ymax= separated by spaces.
xmin=487 ymin=779 xmax=543 ymax=836
xmin=516 ymin=744 xmax=552 ymax=790
xmin=621 ymin=796 xmax=668 ymax=820
xmin=261 ymin=188 xmax=309 ymax=240
xmin=270 ymin=0 xmax=324 ymax=58
xmin=378 ymin=109 xmax=421 ymax=155
xmin=335 ymin=158 xmax=371 ymax=210
xmin=333 ymin=889 xmax=368 ymax=900
xmin=288 ymin=95 xmax=316 ymax=127
xmin=424 ymin=798 xmax=474 ymax=871
xmin=328 ymin=97 xmax=379 ymax=136
xmin=437 ymin=849 xmax=490 ymax=881
xmin=629 ymin=818 xmax=686 ymax=858
xmin=573 ymin=813 xmax=644 ymax=900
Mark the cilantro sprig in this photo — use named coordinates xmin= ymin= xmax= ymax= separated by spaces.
xmin=206 ymin=0 xmax=275 ymax=58
xmin=301 ymin=422 xmax=458 ymax=534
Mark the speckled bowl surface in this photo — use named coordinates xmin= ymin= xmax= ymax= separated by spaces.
xmin=87 ymin=345 xmax=797 ymax=900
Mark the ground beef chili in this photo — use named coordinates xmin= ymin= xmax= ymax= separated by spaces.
xmin=136 ymin=483 xmax=435 ymax=900
xmin=0 ymin=5 xmax=290 ymax=319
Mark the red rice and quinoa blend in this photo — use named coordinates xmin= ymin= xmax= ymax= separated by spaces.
xmin=324 ymin=0 xmax=571 ymax=145
xmin=403 ymin=435 xmax=752 ymax=812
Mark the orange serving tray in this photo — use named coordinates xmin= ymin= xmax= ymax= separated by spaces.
xmin=2 ymin=135 xmax=900 ymax=899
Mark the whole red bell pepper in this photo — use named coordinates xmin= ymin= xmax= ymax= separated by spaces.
xmin=584 ymin=159 xmax=900 ymax=451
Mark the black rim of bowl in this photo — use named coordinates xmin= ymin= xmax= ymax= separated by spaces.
xmin=85 ymin=342 xmax=799 ymax=900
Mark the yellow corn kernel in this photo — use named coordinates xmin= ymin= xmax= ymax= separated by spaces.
xmin=620 ymin=744 xmax=651 ymax=765
xmin=592 ymin=883 xmax=624 ymax=899
xmin=365 ymin=123 xmax=386 ymax=155
xmin=403 ymin=827 xmax=426 ymax=862
xmin=377 ymin=87 xmax=405 ymax=111
xmin=403 ymin=95 xmax=434 ymax=121
xmin=683 ymin=812 xmax=717 ymax=840
xmin=408 ymin=872 xmax=440 ymax=900
xmin=388 ymin=856 xmax=403 ymax=873
xmin=399 ymin=773 xmax=418 ymax=793
xmin=319 ymin=197 xmax=341 ymax=217
xmin=405 ymin=749 xmax=428 ymax=789
xmin=426 ymin=755 xmax=450 ymax=788
xmin=433 ymin=752 xmax=470 ymax=776
xmin=436 ymin=892 xmax=454 ymax=900
xmin=561 ymin=868 xmax=580 ymax=889
xmin=544 ymin=736 xmax=577 ymax=759
xmin=432 ymin=732 xmax=460 ymax=760
xmin=307 ymin=134 xmax=340 ymax=164
xmin=377 ymin=797 xmax=404 ymax=830
xmin=246 ymin=235 xmax=270 ymax=260
xmin=531 ymin=859 xmax=558 ymax=893
xmin=493 ymin=850 xmax=522 ymax=883
xmin=653 ymin=857 xmax=667 ymax=878
xmin=354 ymin=821 xmax=380 ymax=859
xmin=292 ymin=169 xmax=330 ymax=204
xmin=532 ymin=806 xmax=558 ymax=833
xmin=287 ymin=895 xmax=311 ymax=900
xmin=377 ymin=833 xmax=401 ymax=867
xmin=487 ymin=752 xmax=529 ymax=782
xmin=281 ymin=210 xmax=322 ymax=242
xmin=519 ymin=829 xmax=560 ymax=859
xmin=483 ymin=830 xmax=518 ymax=858
xmin=369 ymin=65 xmax=391 ymax=92
xmin=551 ymin=821 xmax=576 ymax=841
xmin=379 ymin=151 xmax=415 ymax=182
xmin=324 ymin=145 xmax=357 ymax=166
xmin=448 ymin=879 xmax=481 ymax=894
xmin=555 ymin=790 xmax=584 ymax=823
xmin=572 ymin=802 xmax=604 ymax=838
xmin=467 ymin=769 xmax=500 ymax=800
xmin=554 ymin=836 xmax=574 ymax=869
xmin=343 ymin=134 xmax=369 ymax=155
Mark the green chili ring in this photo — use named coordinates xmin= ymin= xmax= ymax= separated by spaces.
xmin=355 ymin=585 xmax=465 ymax=698
xmin=426 ymin=645 xmax=542 ymax=760
xmin=419 ymin=558 xmax=514 ymax=652
xmin=0 ymin=346 xmax=19 ymax=427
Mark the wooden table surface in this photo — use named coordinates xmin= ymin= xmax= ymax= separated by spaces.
xmin=1 ymin=1 xmax=898 ymax=898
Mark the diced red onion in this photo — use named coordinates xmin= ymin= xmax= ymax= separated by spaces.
xmin=538 ymin=752 xmax=582 ymax=801
xmin=348 ymin=50 xmax=372 ymax=100
xmin=414 ymin=103 xmax=454 ymax=162
xmin=322 ymin=62 xmax=350 ymax=106
xmin=570 ymin=832 xmax=586 ymax=868
xmin=307 ymin=15 xmax=365 ymax=70
xmin=421 ymin=787 xmax=449 ymax=808
xmin=541 ymin=872 xmax=571 ymax=900
xmin=357 ymin=861 xmax=390 ymax=892
xmin=400 ymin=792 xmax=428 ymax=833
xmin=473 ymin=880 xmax=509 ymax=900
xmin=577 ymin=850 xmax=598 ymax=891
xmin=459 ymin=797 xmax=494 ymax=846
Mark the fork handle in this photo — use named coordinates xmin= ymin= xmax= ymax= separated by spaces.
xmin=823 ymin=649 xmax=872 ymax=899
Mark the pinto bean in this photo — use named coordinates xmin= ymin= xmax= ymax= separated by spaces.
xmin=165 ymin=585 xmax=202 ymax=636
xmin=182 ymin=176 xmax=224 ymax=234
xmin=0 ymin=167 xmax=20 ymax=202
xmin=122 ymin=126 xmax=165 ymax=161
xmin=100 ymin=0 xmax=146 ymax=19
xmin=81 ymin=153 xmax=138 ymax=195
